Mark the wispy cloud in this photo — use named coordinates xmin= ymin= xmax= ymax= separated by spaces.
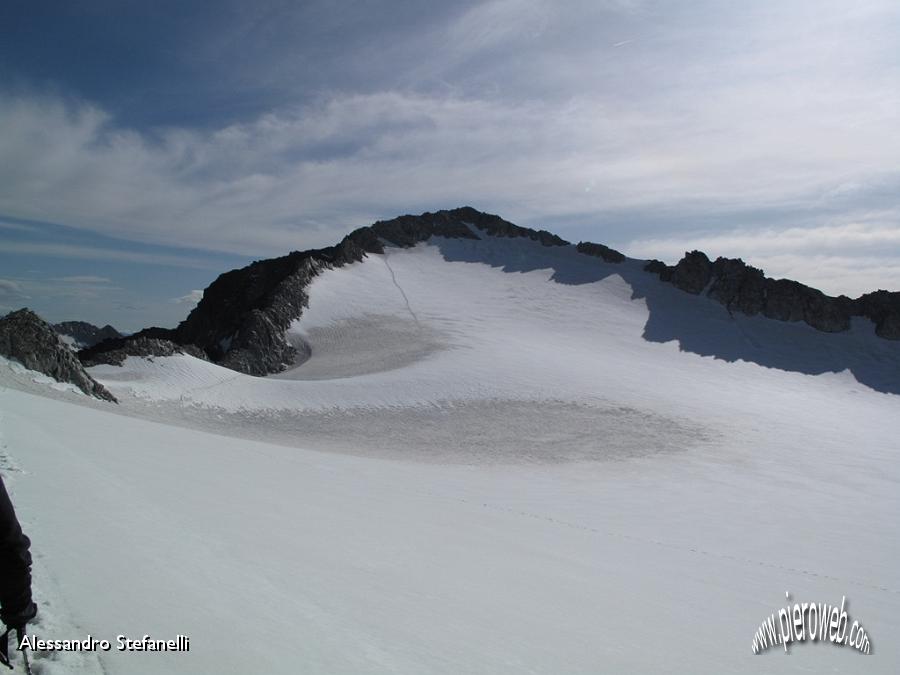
xmin=0 ymin=0 xmax=898 ymax=297
xmin=3 ymin=85 xmax=898 ymax=254
xmin=0 ymin=220 xmax=34 ymax=232
xmin=0 ymin=239 xmax=224 ymax=270
xmin=172 ymin=289 xmax=204 ymax=305
xmin=446 ymin=0 xmax=551 ymax=54
xmin=51 ymin=275 xmax=113 ymax=284
xmin=0 ymin=279 xmax=28 ymax=298
xmin=0 ymin=276 xmax=112 ymax=301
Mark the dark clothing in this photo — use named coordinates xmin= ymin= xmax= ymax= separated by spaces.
xmin=0 ymin=474 xmax=32 ymax=628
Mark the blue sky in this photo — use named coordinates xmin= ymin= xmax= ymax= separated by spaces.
xmin=1 ymin=0 xmax=899 ymax=330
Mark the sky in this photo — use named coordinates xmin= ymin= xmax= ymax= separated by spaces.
xmin=1 ymin=0 xmax=899 ymax=330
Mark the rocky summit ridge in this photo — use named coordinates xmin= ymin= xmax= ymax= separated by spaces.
xmin=79 ymin=207 xmax=900 ymax=377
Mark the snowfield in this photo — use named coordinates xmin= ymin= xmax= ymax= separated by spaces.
xmin=1 ymin=234 xmax=898 ymax=673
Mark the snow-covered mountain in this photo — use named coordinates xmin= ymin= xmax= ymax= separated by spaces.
xmin=1 ymin=209 xmax=898 ymax=673
xmin=80 ymin=207 xmax=900 ymax=379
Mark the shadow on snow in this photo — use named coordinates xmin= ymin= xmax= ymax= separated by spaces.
xmin=431 ymin=236 xmax=900 ymax=396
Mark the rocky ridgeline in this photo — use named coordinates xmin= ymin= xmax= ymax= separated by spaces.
xmin=52 ymin=320 xmax=122 ymax=348
xmin=81 ymin=207 xmax=587 ymax=376
xmin=575 ymin=241 xmax=626 ymax=263
xmin=644 ymin=251 xmax=900 ymax=338
xmin=0 ymin=308 xmax=117 ymax=402
xmin=78 ymin=335 xmax=208 ymax=367
xmin=77 ymin=206 xmax=897 ymax=377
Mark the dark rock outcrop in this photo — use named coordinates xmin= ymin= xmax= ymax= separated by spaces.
xmin=79 ymin=336 xmax=208 ymax=367
xmin=576 ymin=241 xmax=625 ymax=263
xmin=670 ymin=251 xmax=713 ymax=294
xmin=53 ymin=320 xmax=122 ymax=348
xmin=0 ymin=308 xmax=117 ymax=402
xmin=854 ymin=290 xmax=900 ymax=339
xmin=706 ymin=257 xmax=767 ymax=316
xmin=762 ymin=279 xmax=851 ymax=333
xmin=643 ymin=259 xmax=672 ymax=281
xmin=875 ymin=313 xmax=900 ymax=339
xmin=458 ymin=208 xmax=568 ymax=247
xmin=645 ymin=252 xmax=897 ymax=337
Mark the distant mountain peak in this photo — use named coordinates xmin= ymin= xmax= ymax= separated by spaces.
xmin=53 ymin=320 xmax=122 ymax=349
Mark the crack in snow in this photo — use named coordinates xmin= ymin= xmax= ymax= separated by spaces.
xmin=381 ymin=251 xmax=422 ymax=330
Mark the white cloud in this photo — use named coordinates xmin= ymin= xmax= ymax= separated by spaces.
xmin=0 ymin=279 xmax=28 ymax=298
xmin=447 ymin=0 xmax=551 ymax=53
xmin=172 ymin=290 xmax=204 ymax=305
xmin=2 ymin=85 xmax=898 ymax=258
xmin=0 ymin=0 xmax=898 ymax=298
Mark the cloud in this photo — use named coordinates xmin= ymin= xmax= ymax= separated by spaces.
xmin=172 ymin=290 xmax=204 ymax=305
xmin=0 ymin=279 xmax=28 ymax=298
xmin=0 ymin=0 xmax=898 ymax=297
xmin=446 ymin=0 xmax=551 ymax=53
xmin=0 ymin=239 xmax=224 ymax=270
xmin=0 ymin=276 xmax=118 ymax=302
xmin=3 ymin=84 xmax=898 ymax=255
xmin=0 ymin=276 xmax=115 ymax=303
xmin=51 ymin=275 xmax=113 ymax=284
xmin=0 ymin=220 xmax=33 ymax=232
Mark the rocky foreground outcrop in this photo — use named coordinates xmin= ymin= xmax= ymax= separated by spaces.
xmin=53 ymin=320 xmax=122 ymax=348
xmin=645 ymin=251 xmax=900 ymax=338
xmin=0 ymin=308 xmax=117 ymax=402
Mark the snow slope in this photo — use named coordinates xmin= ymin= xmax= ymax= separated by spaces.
xmin=2 ymin=233 xmax=899 ymax=673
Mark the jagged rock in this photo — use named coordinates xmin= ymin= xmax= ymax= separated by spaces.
xmin=365 ymin=211 xmax=480 ymax=248
xmin=79 ymin=336 xmax=207 ymax=367
xmin=875 ymin=313 xmax=900 ymax=339
xmin=763 ymin=279 xmax=850 ymax=332
xmin=707 ymin=257 xmax=766 ymax=315
xmin=53 ymin=321 xmax=122 ymax=348
xmin=854 ymin=290 xmax=900 ymax=340
xmin=170 ymin=253 xmax=327 ymax=376
xmin=647 ymin=252 xmax=857 ymax=334
xmin=576 ymin=241 xmax=625 ymax=263
xmin=670 ymin=251 xmax=712 ymax=294
xmin=644 ymin=259 xmax=673 ymax=281
xmin=0 ymin=308 xmax=117 ymax=402
xmin=450 ymin=207 xmax=568 ymax=246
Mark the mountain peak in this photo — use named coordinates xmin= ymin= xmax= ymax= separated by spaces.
xmin=78 ymin=208 xmax=899 ymax=380
xmin=53 ymin=320 xmax=123 ymax=349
